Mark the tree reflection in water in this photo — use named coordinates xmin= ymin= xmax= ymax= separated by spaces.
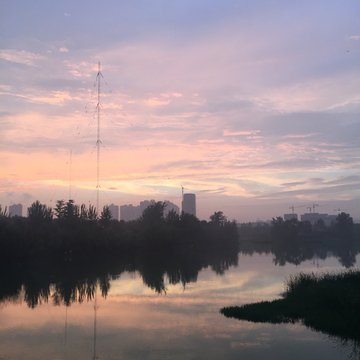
xmin=2 ymin=239 xmax=359 ymax=308
xmin=239 ymin=239 xmax=360 ymax=268
xmin=0 ymin=246 xmax=238 ymax=307
xmin=330 ymin=337 xmax=360 ymax=360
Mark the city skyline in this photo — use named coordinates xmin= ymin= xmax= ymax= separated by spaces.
xmin=3 ymin=198 xmax=359 ymax=225
xmin=1 ymin=1 xmax=359 ymax=222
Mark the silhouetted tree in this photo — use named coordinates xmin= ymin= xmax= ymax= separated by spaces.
xmin=64 ymin=200 xmax=79 ymax=221
xmin=27 ymin=200 xmax=53 ymax=225
xmin=314 ymin=218 xmax=325 ymax=231
xmin=271 ymin=216 xmax=284 ymax=227
xmin=99 ymin=205 xmax=112 ymax=228
xmin=166 ymin=209 xmax=180 ymax=223
xmin=54 ymin=200 xmax=80 ymax=228
xmin=335 ymin=212 xmax=354 ymax=239
xmin=210 ymin=211 xmax=227 ymax=226
xmin=140 ymin=201 xmax=166 ymax=225
xmin=180 ymin=211 xmax=200 ymax=231
xmin=87 ymin=204 xmax=98 ymax=222
xmin=299 ymin=220 xmax=312 ymax=235
xmin=0 ymin=205 xmax=9 ymax=217
xmin=271 ymin=216 xmax=284 ymax=239
xmin=271 ymin=217 xmax=300 ymax=241
xmin=54 ymin=200 xmax=66 ymax=219
xmin=27 ymin=201 xmax=53 ymax=253
xmin=80 ymin=204 xmax=88 ymax=222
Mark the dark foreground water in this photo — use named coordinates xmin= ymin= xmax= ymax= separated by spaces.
xmin=1 ymin=251 xmax=359 ymax=360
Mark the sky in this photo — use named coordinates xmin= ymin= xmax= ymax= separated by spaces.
xmin=1 ymin=0 xmax=360 ymax=222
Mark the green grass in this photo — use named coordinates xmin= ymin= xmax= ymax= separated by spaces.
xmin=220 ymin=268 xmax=360 ymax=341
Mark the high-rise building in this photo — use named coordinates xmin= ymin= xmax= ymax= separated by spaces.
xmin=139 ymin=200 xmax=156 ymax=215
xmin=9 ymin=204 xmax=22 ymax=217
xmin=120 ymin=204 xmax=139 ymax=221
xmin=182 ymin=193 xmax=196 ymax=216
xmin=108 ymin=204 xmax=119 ymax=221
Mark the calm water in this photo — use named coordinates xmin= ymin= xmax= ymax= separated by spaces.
xmin=1 ymin=250 xmax=359 ymax=360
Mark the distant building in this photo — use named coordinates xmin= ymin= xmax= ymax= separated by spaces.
xmin=325 ymin=215 xmax=337 ymax=226
xmin=120 ymin=204 xmax=139 ymax=221
xmin=139 ymin=199 xmax=156 ymax=215
xmin=120 ymin=199 xmax=179 ymax=221
xmin=164 ymin=200 xmax=180 ymax=216
xmin=300 ymin=213 xmax=337 ymax=226
xmin=284 ymin=213 xmax=298 ymax=221
xmin=9 ymin=204 xmax=22 ymax=217
xmin=182 ymin=193 xmax=196 ymax=216
xmin=108 ymin=204 xmax=119 ymax=221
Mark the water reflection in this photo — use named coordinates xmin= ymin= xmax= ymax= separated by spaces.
xmin=222 ymin=306 xmax=360 ymax=360
xmin=1 ymin=240 xmax=359 ymax=308
xmin=0 ymin=248 xmax=239 ymax=307
xmin=239 ymin=240 xmax=360 ymax=268
xmin=330 ymin=337 xmax=360 ymax=360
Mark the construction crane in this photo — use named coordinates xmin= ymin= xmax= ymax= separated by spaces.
xmin=302 ymin=203 xmax=327 ymax=213
xmin=312 ymin=203 xmax=319 ymax=213
xmin=289 ymin=205 xmax=306 ymax=214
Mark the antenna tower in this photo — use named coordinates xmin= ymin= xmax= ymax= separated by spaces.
xmin=69 ymin=149 xmax=72 ymax=200
xmin=96 ymin=62 xmax=102 ymax=214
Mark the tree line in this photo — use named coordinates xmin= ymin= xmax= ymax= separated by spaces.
xmin=238 ymin=212 xmax=358 ymax=243
xmin=0 ymin=201 xmax=238 ymax=263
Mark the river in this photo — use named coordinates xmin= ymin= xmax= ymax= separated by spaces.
xmin=1 ymin=248 xmax=359 ymax=359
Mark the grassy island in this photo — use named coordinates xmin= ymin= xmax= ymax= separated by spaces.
xmin=220 ymin=269 xmax=360 ymax=341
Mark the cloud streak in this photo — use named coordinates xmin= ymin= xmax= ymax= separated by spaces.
xmin=0 ymin=50 xmax=45 ymax=66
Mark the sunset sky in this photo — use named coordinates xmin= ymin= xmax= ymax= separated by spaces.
xmin=1 ymin=0 xmax=359 ymax=222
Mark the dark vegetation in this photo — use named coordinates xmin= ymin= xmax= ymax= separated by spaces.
xmin=238 ymin=212 xmax=359 ymax=243
xmin=1 ymin=201 xmax=358 ymax=273
xmin=0 ymin=201 xmax=238 ymax=264
xmin=220 ymin=269 xmax=360 ymax=358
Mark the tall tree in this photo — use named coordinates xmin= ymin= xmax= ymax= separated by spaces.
xmin=54 ymin=200 xmax=66 ymax=219
xmin=0 ymin=205 xmax=9 ymax=217
xmin=99 ymin=205 xmax=112 ymax=228
xmin=140 ymin=202 xmax=166 ymax=225
xmin=210 ymin=211 xmax=227 ymax=226
xmin=335 ymin=212 xmax=354 ymax=239
xmin=27 ymin=201 xmax=53 ymax=224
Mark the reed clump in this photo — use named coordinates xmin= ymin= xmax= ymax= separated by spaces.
xmin=220 ymin=268 xmax=360 ymax=341
xmin=283 ymin=269 xmax=360 ymax=310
